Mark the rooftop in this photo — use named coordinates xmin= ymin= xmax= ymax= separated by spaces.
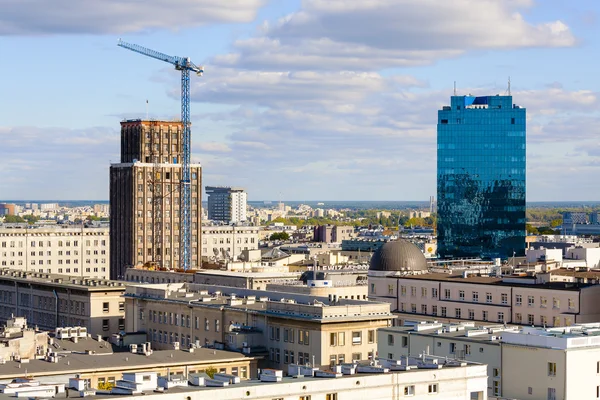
xmin=0 ymin=268 xmax=125 ymax=291
xmin=125 ymin=283 xmax=392 ymax=323
xmin=0 ymin=348 xmax=251 ymax=380
xmin=380 ymin=321 xmax=519 ymax=344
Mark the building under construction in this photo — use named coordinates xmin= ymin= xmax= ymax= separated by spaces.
xmin=109 ymin=120 xmax=202 ymax=279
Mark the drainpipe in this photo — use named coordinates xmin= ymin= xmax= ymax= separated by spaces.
xmin=53 ymin=290 xmax=59 ymax=327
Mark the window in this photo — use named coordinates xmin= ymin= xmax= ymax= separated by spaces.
xmin=486 ymin=293 xmax=492 ymax=303
xmin=421 ymin=287 xmax=427 ymax=297
xmin=404 ymin=385 xmax=415 ymax=396
xmin=541 ymin=296 xmax=548 ymax=308
xmin=455 ymin=308 xmax=461 ymax=319
xmin=432 ymin=288 xmax=438 ymax=298
xmin=421 ymin=304 xmax=427 ymax=314
xmin=528 ymin=314 xmax=535 ymax=325
xmin=400 ymin=286 xmax=406 ymax=296
xmin=468 ymin=309 xmax=474 ymax=320
xmin=411 ymin=304 xmax=416 ymax=313
xmin=444 ymin=289 xmax=451 ymax=299
xmin=464 ymin=344 xmax=471 ymax=355
xmin=330 ymin=332 xmax=337 ymax=346
xmin=103 ymin=302 xmax=109 ymax=312
xmin=428 ymin=384 xmax=438 ymax=393
xmin=300 ymin=396 xmax=312 ymax=400
xmin=516 ymin=294 xmax=522 ymax=306
xmin=568 ymin=298 xmax=575 ymax=310
xmin=493 ymin=381 xmax=500 ymax=396
xmin=326 ymin=394 xmax=338 ymax=400
xmin=352 ymin=353 xmax=361 ymax=361
xmin=449 ymin=343 xmax=456 ymax=353
xmin=515 ymin=313 xmax=522 ymax=324
xmin=441 ymin=307 xmax=447 ymax=317
xmin=368 ymin=330 xmax=375 ymax=343
xmin=482 ymin=311 xmax=488 ymax=321
xmin=102 ymin=319 xmax=109 ymax=331
xmin=498 ymin=312 xmax=504 ymax=323
xmin=387 ymin=334 xmax=394 ymax=345
xmin=553 ymin=298 xmax=560 ymax=309
xmin=472 ymin=292 xmax=479 ymax=302
xmin=528 ymin=296 xmax=534 ymax=306
xmin=411 ymin=286 xmax=416 ymax=296
xmin=352 ymin=331 xmax=362 ymax=344
xmin=432 ymin=305 xmax=438 ymax=316
xmin=548 ymin=362 xmax=556 ymax=376
xmin=548 ymin=387 xmax=556 ymax=400
xmin=329 ymin=354 xmax=336 ymax=367
xmin=338 ymin=332 xmax=344 ymax=346
xmin=402 ymin=336 xmax=409 ymax=347
xmin=459 ymin=290 xmax=465 ymax=300
xmin=388 ymin=284 xmax=394 ymax=295
xmin=501 ymin=293 xmax=508 ymax=305
xmin=493 ymin=368 xmax=499 ymax=378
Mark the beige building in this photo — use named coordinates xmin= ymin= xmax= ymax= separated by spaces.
xmin=0 ymin=268 xmax=125 ymax=336
xmin=0 ymin=346 xmax=257 ymax=389
xmin=368 ymin=240 xmax=600 ymax=328
xmin=0 ymin=226 xmax=109 ymax=278
xmin=110 ymin=120 xmax=202 ymax=279
xmin=0 ymin=316 xmax=48 ymax=361
xmin=124 ymin=283 xmax=393 ymax=369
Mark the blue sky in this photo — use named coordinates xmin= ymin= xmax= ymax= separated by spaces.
xmin=1 ymin=0 xmax=599 ymax=201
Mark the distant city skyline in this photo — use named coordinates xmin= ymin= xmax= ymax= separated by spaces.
xmin=1 ymin=0 xmax=600 ymax=201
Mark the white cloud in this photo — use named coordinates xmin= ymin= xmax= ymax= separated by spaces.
xmin=0 ymin=0 xmax=266 ymax=35
xmin=213 ymin=0 xmax=575 ymax=71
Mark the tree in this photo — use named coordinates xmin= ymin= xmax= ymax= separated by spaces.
xmin=550 ymin=218 xmax=563 ymax=228
xmin=269 ymin=232 xmax=290 ymax=241
xmin=526 ymin=224 xmax=539 ymax=235
xmin=22 ymin=215 xmax=39 ymax=224
xmin=3 ymin=215 xmax=25 ymax=223
xmin=205 ymin=366 xmax=217 ymax=379
xmin=97 ymin=381 xmax=114 ymax=391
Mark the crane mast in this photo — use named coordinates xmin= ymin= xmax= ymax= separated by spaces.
xmin=118 ymin=39 xmax=203 ymax=271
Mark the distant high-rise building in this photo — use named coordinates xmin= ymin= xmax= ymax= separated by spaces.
xmin=205 ymin=186 xmax=247 ymax=224
xmin=0 ymin=203 xmax=16 ymax=216
xmin=110 ymin=120 xmax=202 ymax=279
xmin=437 ymin=95 xmax=526 ymax=259
xmin=563 ymin=212 xmax=589 ymax=225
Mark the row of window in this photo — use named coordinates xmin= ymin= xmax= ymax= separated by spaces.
xmin=145 ymin=310 xmax=221 ymax=332
xmin=102 ymin=318 xmax=125 ymax=331
xmin=270 ymin=327 xmax=310 ymax=345
xmin=400 ymin=303 xmax=507 ymax=322
xmin=388 ymin=285 xmax=577 ymax=311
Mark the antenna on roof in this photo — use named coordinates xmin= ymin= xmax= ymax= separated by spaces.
xmin=453 ymin=81 xmax=457 ymax=96
xmin=507 ymin=77 xmax=511 ymax=96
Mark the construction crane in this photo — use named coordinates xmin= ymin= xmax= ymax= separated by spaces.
xmin=118 ymin=39 xmax=203 ymax=271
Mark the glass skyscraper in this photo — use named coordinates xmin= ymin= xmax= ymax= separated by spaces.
xmin=437 ymin=95 xmax=526 ymax=259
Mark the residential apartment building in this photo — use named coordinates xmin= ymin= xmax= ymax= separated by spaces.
xmin=314 ymin=225 xmax=354 ymax=243
xmin=437 ymin=94 xmax=526 ymax=259
xmin=110 ymin=120 xmax=202 ymax=279
xmin=381 ymin=322 xmax=600 ymax=400
xmin=0 ymin=268 xmax=125 ymax=336
xmin=201 ymin=224 xmax=259 ymax=261
xmin=124 ymin=283 xmax=394 ymax=369
xmin=0 ymin=226 xmax=109 ymax=278
xmin=205 ymin=186 xmax=247 ymax=223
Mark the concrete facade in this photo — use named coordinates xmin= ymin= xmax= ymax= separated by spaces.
xmin=0 ymin=226 xmax=109 ymax=279
xmin=0 ymin=268 xmax=125 ymax=336
xmin=124 ymin=283 xmax=393 ymax=369
xmin=110 ymin=120 xmax=202 ymax=279
xmin=369 ymin=272 xmax=600 ymax=327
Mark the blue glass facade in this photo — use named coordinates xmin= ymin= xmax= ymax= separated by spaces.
xmin=437 ymin=95 xmax=526 ymax=259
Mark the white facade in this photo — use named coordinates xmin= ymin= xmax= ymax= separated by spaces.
xmin=201 ymin=225 xmax=259 ymax=261
xmin=0 ymin=227 xmax=109 ymax=278
xmin=566 ymin=247 xmax=600 ymax=268
xmin=231 ymin=190 xmax=247 ymax=223
xmin=526 ymin=247 xmax=563 ymax=264
xmin=87 ymin=362 xmax=488 ymax=400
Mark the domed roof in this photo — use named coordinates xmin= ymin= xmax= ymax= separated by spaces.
xmin=369 ymin=239 xmax=428 ymax=272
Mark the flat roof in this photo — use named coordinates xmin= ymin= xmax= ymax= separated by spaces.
xmin=0 ymin=348 xmax=252 ymax=379
xmin=194 ymin=270 xmax=300 ymax=279
xmin=389 ymin=272 xmax=593 ymax=290
xmin=379 ymin=323 xmax=516 ymax=344
xmin=0 ymin=268 xmax=125 ymax=291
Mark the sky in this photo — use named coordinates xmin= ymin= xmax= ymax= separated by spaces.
xmin=1 ymin=0 xmax=599 ymax=202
